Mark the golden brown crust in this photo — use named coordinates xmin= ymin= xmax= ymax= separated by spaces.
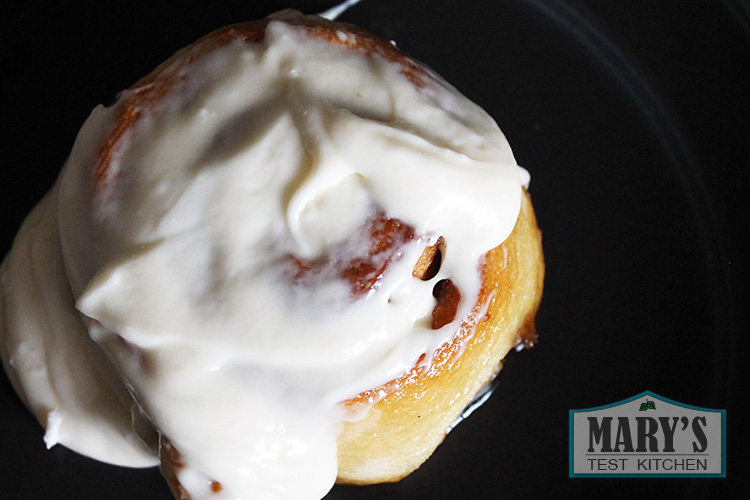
xmin=336 ymin=190 xmax=543 ymax=484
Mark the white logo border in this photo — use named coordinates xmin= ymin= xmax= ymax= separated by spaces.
xmin=568 ymin=390 xmax=727 ymax=478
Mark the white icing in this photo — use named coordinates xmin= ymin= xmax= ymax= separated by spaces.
xmin=0 ymin=185 xmax=157 ymax=467
xmin=0 ymin=14 xmax=524 ymax=500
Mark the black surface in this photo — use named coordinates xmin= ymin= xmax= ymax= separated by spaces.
xmin=1 ymin=1 xmax=748 ymax=499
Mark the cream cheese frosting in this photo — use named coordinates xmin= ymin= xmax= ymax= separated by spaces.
xmin=0 ymin=13 xmax=525 ymax=500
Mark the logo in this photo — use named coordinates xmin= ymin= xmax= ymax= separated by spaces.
xmin=569 ymin=391 xmax=726 ymax=477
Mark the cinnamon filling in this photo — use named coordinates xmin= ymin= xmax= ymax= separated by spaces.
xmin=288 ymin=212 xmax=414 ymax=297
xmin=431 ymin=279 xmax=461 ymax=329
xmin=412 ymin=236 xmax=444 ymax=281
xmin=288 ymin=217 xmax=460 ymax=328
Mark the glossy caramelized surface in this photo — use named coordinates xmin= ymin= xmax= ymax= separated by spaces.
xmin=337 ymin=191 xmax=542 ymax=484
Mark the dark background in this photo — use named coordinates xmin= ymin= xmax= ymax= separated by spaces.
xmin=1 ymin=1 xmax=748 ymax=499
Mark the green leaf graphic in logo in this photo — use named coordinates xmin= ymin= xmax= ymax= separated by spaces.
xmin=639 ymin=400 xmax=656 ymax=411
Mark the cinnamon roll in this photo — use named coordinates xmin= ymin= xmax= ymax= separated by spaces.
xmin=0 ymin=10 xmax=543 ymax=500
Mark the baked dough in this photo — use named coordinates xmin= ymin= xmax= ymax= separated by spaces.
xmin=337 ymin=190 xmax=542 ymax=484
